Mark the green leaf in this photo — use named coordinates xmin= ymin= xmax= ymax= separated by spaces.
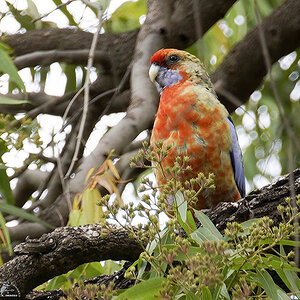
xmin=0 ymin=95 xmax=28 ymax=105
xmin=243 ymin=145 xmax=258 ymax=180
xmin=137 ymin=256 xmax=148 ymax=280
xmin=240 ymin=218 xmax=260 ymax=233
xmin=82 ymin=188 xmax=103 ymax=224
xmin=116 ymin=277 xmax=166 ymax=300
xmin=263 ymin=254 xmax=300 ymax=273
xmin=102 ymin=260 xmax=122 ymax=275
xmin=254 ymin=269 xmax=278 ymax=300
xmin=277 ymin=289 xmax=291 ymax=300
xmin=0 ymin=48 xmax=25 ymax=91
xmin=0 ymin=211 xmax=13 ymax=256
xmin=191 ymin=227 xmax=214 ymax=243
xmin=213 ymin=283 xmax=231 ymax=300
xmin=186 ymin=210 xmax=197 ymax=232
xmin=4 ymin=2 xmax=35 ymax=31
xmin=279 ymin=239 xmax=300 ymax=247
xmin=175 ymin=190 xmax=187 ymax=222
xmin=200 ymin=286 xmax=212 ymax=300
xmin=0 ymin=139 xmax=7 ymax=157
xmin=0 ymin=165 xmax=14 ymax=205
xmin=69 ymin=262 xmax=104 ymax=280
xmin=63 ymin=64 xmax=77 ymax=92
xmin=278 ymin=245 xmax=300 ymax=292
xmin=68 ymin=209 xmax=85 ymax=226
xmin=26 ymin=0 xmax=42 ymax=28
xmin=44 ymin=275 xmax=70 ymax=291
xmin=146 ymin=227 xmax=168 ymax=254
xmin=193 ymin=210 xmax=223 ymax=240
xmin=177 ymin=214 xmax=191 ymax=237
xmin=52 ymin=0 xmax=77 ymax=26
xmin=0 ymin=202 xmax=54 ymax=229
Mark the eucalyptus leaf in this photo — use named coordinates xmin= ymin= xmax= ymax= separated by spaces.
xmin=116 ymin=277 xmax=166 ymax=300
xmin=0 ymin=203 xmax=54 ymax=229
xmin=254 ymin=269 xmax=278 ymax=300
xmin=0 ymin=48 xmax=25 ymax=91
xmin=0 ymin=211 xmax=12 ymax=256
xmin=0 ymin=96 xmax=28 ymax=105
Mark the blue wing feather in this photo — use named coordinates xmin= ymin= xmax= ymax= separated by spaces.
xmin=227 ymin=116 xmax=246 ymax=198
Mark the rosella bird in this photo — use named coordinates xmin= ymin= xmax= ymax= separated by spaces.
xmin=149 ymin=49 xmax=245 ymax=209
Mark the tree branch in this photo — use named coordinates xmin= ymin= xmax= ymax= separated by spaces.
xmin=0 ymin=225 xmax=143 ymax=297
xmin=14 ymin=50 xmax=111 ymax=70
xmin=13 ymin=169 xmax=48 ymax=208
xmin=1 ymin=168 xmax=299 ymax=298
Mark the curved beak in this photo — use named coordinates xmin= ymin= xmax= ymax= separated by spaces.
xmin=149 ymin=63 xmax=160 ymax=83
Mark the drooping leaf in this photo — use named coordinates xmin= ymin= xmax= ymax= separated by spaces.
xmin=82 ymin=188 xmax=103 ymax=224
xmin=254 ymin=269 xmax=278 ymax=300
xmin=278 ymin=245 xmax=300 ymax=292
xmin=277 ymin=289 xmax=292 ymax=300
xmin=0 ymin=211 xmax=13 ymax=256
xmin=175 ymin=190 xmax=187 ymax=222
xmin=0 ymin=48 xmax=25 ymax=91
xmin=68 ymin=209 xmax=85 ymax=226
xmin=0 ymin=165 xmax=14 ymax=205
xmin=63 ymin=64 xmax=77 ymax=92
xmin=4 ymin=1 xmax=35 ymax=31
xmin=186 ymin=210 xmax=197 ymax=232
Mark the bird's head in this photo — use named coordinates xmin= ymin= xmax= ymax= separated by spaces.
xmin=149 ymin=48 xmax=211 ymax=93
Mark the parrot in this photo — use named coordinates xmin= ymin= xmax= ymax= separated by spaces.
xmin=148 ymin=48 xmax=245 ymax=210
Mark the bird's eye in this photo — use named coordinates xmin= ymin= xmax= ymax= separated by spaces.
xmin=168 ymin=54 xmax=179 ymax=63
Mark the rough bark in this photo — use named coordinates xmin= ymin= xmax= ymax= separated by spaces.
xmin=0 ymin=169 xmax=299 ymax=298
xmin=0 ymin=225 xmax=143 ymax=297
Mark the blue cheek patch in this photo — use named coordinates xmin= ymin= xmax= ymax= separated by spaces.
xmin=156 ymin=67 xmax=182 ymax=90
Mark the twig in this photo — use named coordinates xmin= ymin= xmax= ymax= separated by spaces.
xmin=14 ymin=49 xmax=111 ymax=70
xmin=64 ymin=3 xmax=103 ymax=179
xmin=33 ymin=0 xmax=73 ymax=23
xmin=62 ymin=86 xmax=85 ymax=123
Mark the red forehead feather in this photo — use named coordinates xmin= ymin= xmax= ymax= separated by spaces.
xmin=150 ymin=48 xmax=177 ymax=64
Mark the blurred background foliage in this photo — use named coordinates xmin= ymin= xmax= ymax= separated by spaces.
xmin=0 ymin=0 xmax=299 ymax=288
